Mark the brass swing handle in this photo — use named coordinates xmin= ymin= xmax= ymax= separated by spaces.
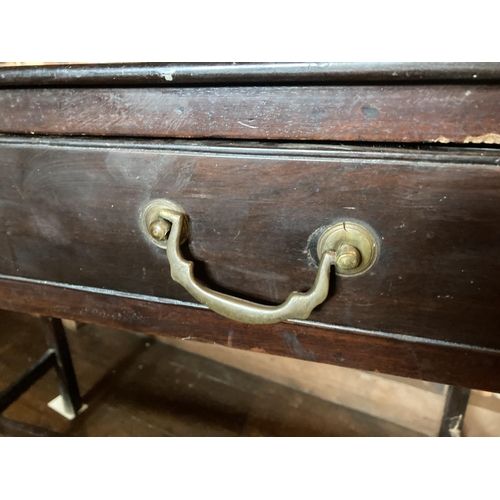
xmin=150 ymin=208 xmax=359 ymax=325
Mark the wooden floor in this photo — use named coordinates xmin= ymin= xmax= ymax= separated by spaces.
xmin=0 ymin=310 xmax=421 ymax=437
xmin=1 ymin=309 xmax=500 ymax=436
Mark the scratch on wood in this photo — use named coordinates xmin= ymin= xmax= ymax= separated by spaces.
xmin=181 ymin=336 xmax=220 ymax=345
xmin=237 ymin=121 xmax=258 ymax=129
xmin=408 ymin=345 xmax=424 ymax=379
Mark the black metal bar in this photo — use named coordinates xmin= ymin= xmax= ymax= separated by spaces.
xmin=43 ymin=317 xmax=83 ymax=417
xmin=0 ymin=349 xmax=56 ymax=413
xmin=1 ymin=62 xmax=500 ymax=87
xmin=438 ymin=385 xmax=471 ymax=437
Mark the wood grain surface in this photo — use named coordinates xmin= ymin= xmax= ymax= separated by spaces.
xmin=1 ymin=137 xmax=500 ymax=357
xmin=1 ymin=85 xmax=500 ymax=143
xmin=1 ymin=277 xmax=500 ymax=393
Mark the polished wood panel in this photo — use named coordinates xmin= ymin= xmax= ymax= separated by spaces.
xmin=1 ymin=278 xmax=500 ymax=393
xmin=1 ymin=85 xmax=500 ymax=143
xmin=1 ymin=137 xmax=499 ymax=350
xmin=3 ymin=62 xmax=500 ymax=404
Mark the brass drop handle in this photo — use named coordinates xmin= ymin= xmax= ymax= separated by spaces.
xmin=141 ymin=200 xmax=377 ymax=324
xmin=149 ymin=208 xmax=340 ymax=325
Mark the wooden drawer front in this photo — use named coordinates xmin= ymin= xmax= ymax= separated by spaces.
xmin=1 ymin=137 xmax=499 ymax=350
xmin=1 ymin=85 xmax=500 ymax=144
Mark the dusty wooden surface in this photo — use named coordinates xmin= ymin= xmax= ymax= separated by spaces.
xmin=0 ymin=85 xmax=499 ymax=143
xmin=2 ymin=277 xmax=500 ymax=393
xmin=1 ymin=138 xmax=500 ymax=349
xmin=2 ymin=138 xmax=500 ymax=391
xmin=2 ymin=63 xmax=500 ymax=395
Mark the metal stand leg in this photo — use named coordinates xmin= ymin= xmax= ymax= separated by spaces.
xmin=0 ymin=316 xmax=85 ymax=428
xmin=438 ymin=385 xmax=471 ymax=437
xmin=43 ymin=317 xmax=83 ymax=418
xmin=0 ymin=350 xmax=56 ymax=414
